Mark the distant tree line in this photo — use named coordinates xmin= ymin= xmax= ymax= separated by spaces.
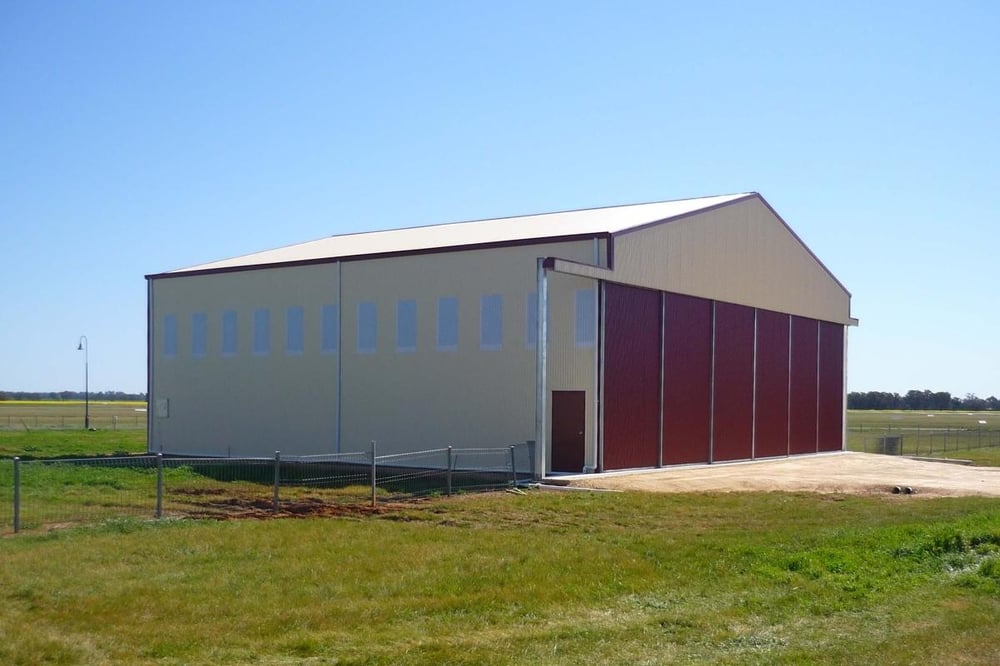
xmin=848 ymin=390 xmax=999 ymax=411
xmin=0 ymin=390 xmax=147 ymax=402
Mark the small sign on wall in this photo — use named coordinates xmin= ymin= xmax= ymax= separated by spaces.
xmin=155 ymin=398 xmax=170 ymax=419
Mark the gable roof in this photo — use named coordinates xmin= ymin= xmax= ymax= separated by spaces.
xmin=153 ymin=192 xmax=754 ymax=277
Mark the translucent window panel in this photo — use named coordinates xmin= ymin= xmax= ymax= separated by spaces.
xmin=285 ymin=306 xmax=304 ymax=355
xmin=252 ymin=308 xmax=270 ymax=356
xmin=526 ymin=292 xmax=537 ymax=349
xmin=163 ymin=314 xmax=178 ymax=358
xmin=396 ymin=300 xmax=417 ymax=352
xmin=357 ymin=302 xmax=377 ymax=353
xmin=480 ymin=294 xmax=503 ymax=350
xmin=191 ymin=312 xmax=208 ymax=358
xmin=437 ymin=297 xmax=458 ymax=351
xmin=574 ymin=288 xmax=596 ymax=348
xmin=221 ymin=310 xmax=238 ymax=356
xmin=320 ymin=304 xmax=339 ymax=354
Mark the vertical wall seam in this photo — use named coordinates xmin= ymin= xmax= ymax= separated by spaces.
xmin=841 ymin=325 xmax=849 ymax=452
xmin=786 ymin=315 xmax=792 ymax=456
xmin=592 ymin=242 xmax=601 ymax=472
xmin=815 ymin=320 xmax=821 ymax=453
xmin=657 ymin=291 xmax=665 ymax=468
xmin=596 ymin=280 xmax=605 ymax=473
xmin=708 ymin=302 xmax=717 ymax=464
xmin=751 ymin=308 xmax=758 ymax=460
xmin=336 ymin=261 xmax=343 ymax=454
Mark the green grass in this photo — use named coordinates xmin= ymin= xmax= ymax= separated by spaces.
xmin=847 ymin=410 xmax=1000 ymax=464
xmin=0 ymin=428 xmax=147 ymax=459
xmin=1 ymin=491 xmax=999 ymax=664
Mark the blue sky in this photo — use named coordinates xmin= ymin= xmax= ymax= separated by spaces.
xmin=1 ymin=1 xmax=997 ymax=397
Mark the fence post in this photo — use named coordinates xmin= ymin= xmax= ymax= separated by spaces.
xmin=510 ymin=445 xmax=517 ymax=487
xmin=447 ymin=446 xmax=453 ymax=497
xmin=370 ymin=440 xmax=377 ymax=508
xmin=155 ymin=453 xmax=164 ymax=519
xmin=273 ymin=451 xmax=281 ymax=512
xmin=13 ymin=457 xmax=20 ymax=534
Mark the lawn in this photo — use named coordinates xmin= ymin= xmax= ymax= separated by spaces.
xmin=1 ymin=491 xmax=999 ymax=665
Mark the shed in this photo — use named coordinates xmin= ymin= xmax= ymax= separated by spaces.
xmin=146 ymin=192 xmax=856 ymax=476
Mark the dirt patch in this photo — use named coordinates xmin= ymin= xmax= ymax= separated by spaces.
xmin=562 ymin=452 xmax=1000 ymax=498
xmin=175 ymin=494 xmax=424 ymax=520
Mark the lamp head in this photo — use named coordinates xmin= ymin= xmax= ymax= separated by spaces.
xmin=77 ymin=342 xmax=83 ymax=351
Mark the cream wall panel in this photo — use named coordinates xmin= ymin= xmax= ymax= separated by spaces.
xmin=613 ymin=198 xmax=852 ymax=324
xmin=338 ymin=240 xmax=597 ymax=463
xmin=150 ymin=264 xmax=340 ymax=456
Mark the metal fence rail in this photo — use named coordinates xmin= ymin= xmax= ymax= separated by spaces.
xmin=1 ymin=442 xmax=534 ymax=534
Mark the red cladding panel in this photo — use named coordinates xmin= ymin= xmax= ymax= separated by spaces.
xmin=817 ymin=322 xmax=845 ymax=452
xmin=789 ymin=315 xmax=819 ymax=454
xmin=662 ymin=293 xmax=712 ymax=464
xmin=754 ymin=309 xmax=790 ymax=458
xmin=712 ymin=302 xmax=755 ymax=461
xmin=603 ymin=283 xmax=661 ymax=470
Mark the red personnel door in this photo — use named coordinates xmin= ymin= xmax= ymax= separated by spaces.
xmin=551 ymin=391 xmax=586 ymax=473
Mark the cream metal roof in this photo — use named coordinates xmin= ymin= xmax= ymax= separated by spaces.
xmin=164 ymin=193 xmax=753 ymax=274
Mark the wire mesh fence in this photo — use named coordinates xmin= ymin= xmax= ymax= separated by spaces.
xmin=848 ymin=424 xmax=1000 ymax=457
xmin=1 ymin=442 xmax=534 ymax=534
xmin=0 ymin=413 xmax=147 ymax=431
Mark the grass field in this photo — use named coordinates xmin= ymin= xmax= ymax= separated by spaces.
xmin=0 ymin=400 xmax=147 ymax=431
xmin=847 ymin=410 xmax=1000 ymax=464
xmin=2 ymin=405 xmax=1000 ymax=663
xmin=1 ymin=491 xmax=999 ymax=664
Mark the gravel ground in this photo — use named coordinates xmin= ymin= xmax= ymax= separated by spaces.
xmin=562 ymin=452 xmax=1000 ymax=498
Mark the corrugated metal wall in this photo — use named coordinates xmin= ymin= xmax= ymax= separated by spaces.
xmin=754 ymin=309 xmax=791 ymax=458
xmin=789 ymin=315 xmax=819 ymax=454
xmin=662 ymin=292 xmax=713 ymax=465
xmin=711 ymin=302 xmax=755 ymax=461
xmin=601 ymin=285 xmax=845 ymax=470
xmin=817 ymin=321 xmax=845 ymax=452
xmin=602 ymin=283 xmax=661 ymax=470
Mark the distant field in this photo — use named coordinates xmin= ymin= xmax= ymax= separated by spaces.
xmin=847 ymin=410 xmax=1000 ymax=463
xmin=0 ymin=400 xmax=147 ymax=431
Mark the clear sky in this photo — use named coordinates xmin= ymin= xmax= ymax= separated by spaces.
xmin=1 ymin=1 xmax=997 ymax=398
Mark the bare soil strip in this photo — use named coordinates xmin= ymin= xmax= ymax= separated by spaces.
xmin=562 ymin=452 xmax=1000 ymax=497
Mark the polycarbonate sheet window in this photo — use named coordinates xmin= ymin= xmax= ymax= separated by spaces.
xmin=163 ymin=314 xmax=178 ymax=358
xmin=437 ymin=297 xmax=458 ymax=351
xmin=286 ymin=306 xmax=304 ymax=355
xmin=574 ymin=288 xmax=596 ymax=348
xmin=221 ymin=310 xmax=238 ymax=356
xmin=526 ymin=291 xmax=538 ymax=349
xmin=357 ymin=302 xmax=377 ymax=353
xmin=252 ymin=308 xmax=270 ymax=356
xmin=396 ymin=300 xmax=417 ymax=352
xmin=320 ymin=304 xmax=339 ymax=354
xmin=480 ymin=294 xmax=503 ymax=350
xmin=191 ymin=312 xmax=208 ymax=358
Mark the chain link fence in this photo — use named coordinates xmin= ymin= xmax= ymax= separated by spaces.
xmin=1 ymin=442 xmax=534 ymax=535
xmin=848 ymin=424 xmax=1000 ymax=456
xmin=0 ymin=413 xmax=147 ymax=431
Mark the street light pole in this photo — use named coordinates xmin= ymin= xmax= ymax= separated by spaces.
xmin=77 ymin=335 xmax=89 ymax=429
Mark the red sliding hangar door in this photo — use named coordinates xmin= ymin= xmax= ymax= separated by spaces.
xmin=602 ymin=284 xmax=661 ymax=470
xmin=599 ymin=283 xmax=845 ymax=471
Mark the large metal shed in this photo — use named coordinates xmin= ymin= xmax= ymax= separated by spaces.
xmin=146 ymin=192 xmax=855 ymax=476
